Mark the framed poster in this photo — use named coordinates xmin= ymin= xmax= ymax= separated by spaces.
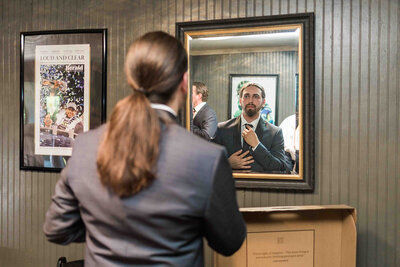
xmin=20 ymin=29 xmax=107 ymax=172
xmin=229 ymin=74 xmax=279 ymax=125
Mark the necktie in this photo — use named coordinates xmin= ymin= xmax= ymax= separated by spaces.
xmin=242 ymin=124 xmax=253 ymax=151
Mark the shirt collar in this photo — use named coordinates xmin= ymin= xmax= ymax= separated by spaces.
xmin=194 ymin=102 xmax=206 ymax=112
xmin=150 ymin=103 xmax=177 ymax=117
xmin=241 ymin=113 xmax=261 ymax=130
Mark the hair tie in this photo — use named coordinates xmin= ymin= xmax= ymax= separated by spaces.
xmin=136 ymin=87 xmax=145 ymax=93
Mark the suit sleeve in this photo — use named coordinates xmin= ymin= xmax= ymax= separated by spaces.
xmin=192 ymin=108 xmax=218 ymax=141
xmin=43 ymin=165 xmax=86 ymax=245
xmin=203 ymin=149 xmax=246 ymax=256
xmin=252 ymin=128 xmax=293 ymax=172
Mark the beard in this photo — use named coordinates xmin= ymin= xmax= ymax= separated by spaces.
xmin=244 ymin=104 xmax=262 ymax=117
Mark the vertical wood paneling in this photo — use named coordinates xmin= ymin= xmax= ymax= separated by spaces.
xmin=331 ymin=0 xmax=340 ymax=204
xmin=11 ymin=0 xmax=17 ymax=251
xmin=320 ymin=0 xmax=331 ymax=205
xmin=349 ymin=0 xmax=360 ymax=220
xmin=393 ymin=1 xmax=399 ymax=266
xmin=388 ymin=1 xmax=399 ymax=266
xmin=340 ymin=0 xmax=350 ymax=204
xmin=0 ymin=0 xmax=5 ymax=250
xmin=368 ymin=0 xmax=379 ymax=264
xmin=2 ymin=0 xmax=8 ymax=249
xmin=377 ymin=0 xmax=388 ymax=263
xmin=0 ymin=0 xmax=399 ymax=266
xmin=358 ymin=0 xmax=369 ymax=264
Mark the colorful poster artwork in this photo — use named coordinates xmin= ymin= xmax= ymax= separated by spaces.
xmin=34 ymin=44 xmax=90 ymax=156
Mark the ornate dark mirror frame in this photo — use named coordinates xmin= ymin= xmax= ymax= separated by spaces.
xmin=176 ymin=13 xmax=314 ymax=191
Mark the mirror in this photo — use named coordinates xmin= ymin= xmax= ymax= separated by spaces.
xmin=176 ymin=13 xmax=314 ymax=190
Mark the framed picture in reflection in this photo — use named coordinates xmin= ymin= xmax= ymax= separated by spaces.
xmin=229 ymin=74 xmax=279 ymax=126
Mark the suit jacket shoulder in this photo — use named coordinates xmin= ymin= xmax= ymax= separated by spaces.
xmin=262 ymin=120 xmax=280 ymax=131
xmin=194 ymin=103 xmax=211 ymax=119
xmin=217 ymin=117 xmax=239 ymax=129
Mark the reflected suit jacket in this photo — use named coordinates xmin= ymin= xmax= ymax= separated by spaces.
xmin=192 ymin=103 xmax=218 ymax=141
xmin=214 ymin=116 xmax=293 ymax=173
xmin=43 ymin=110 xmax=246 ymax=267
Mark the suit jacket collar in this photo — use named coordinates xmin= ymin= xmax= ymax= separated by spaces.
xmin=193 ymin=103 xmax=207 ymax=122
xmin=154 ymin=109 xmax=178 ymax=124
xmin=255 ymin=117 xmax=267 ymax=137
xmin=240 ymin=113 xmax=261 ymax=130
xmin=150 ymin=103 xmax=178 ymax=124
xmin=237 ymin=115 xmax=267 ymax=133
xmin=151 ymin=103 xmax=177 ymax=117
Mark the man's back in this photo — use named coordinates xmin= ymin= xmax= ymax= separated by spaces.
xmin=44 ymin=122 xmax=246 ymax=266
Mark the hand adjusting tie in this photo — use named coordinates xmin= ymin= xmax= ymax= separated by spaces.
xmin=242 ymin=124 xmax=253 ymax=151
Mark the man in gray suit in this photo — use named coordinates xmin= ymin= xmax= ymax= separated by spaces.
xmin=192 ymin=82 xmax=218 ymax=141
xmin=214 ymin=82 xmax=292 ymax=173
xmin=43 ymin=31 xmax=245 ymax=267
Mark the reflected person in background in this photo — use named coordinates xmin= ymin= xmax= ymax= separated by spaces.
xmin=43 ymin=31 xmax=245 ymax=266
xmin=214 ymin=82 xmax=292 ymax=173
xmin=192 ymin=82 xmax=218 ymax=141
xmin=279 ymin=113 xmax=300 ymax=173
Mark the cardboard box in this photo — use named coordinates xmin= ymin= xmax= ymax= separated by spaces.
xmin=215 ymin=205 xmax=357 ymax=267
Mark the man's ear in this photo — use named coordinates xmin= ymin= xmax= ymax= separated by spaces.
xmin=262 ymin=98 xmax=266 ymax=106
xmin=180 ymin=71 xmax=188 ymax=94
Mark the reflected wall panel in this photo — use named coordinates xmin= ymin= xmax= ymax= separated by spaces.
xmin=0 ymin=0 xmax=398 ymax=267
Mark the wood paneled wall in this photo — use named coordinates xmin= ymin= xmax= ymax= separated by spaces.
xmin=0 ymin=0 xmax=398 ymax=266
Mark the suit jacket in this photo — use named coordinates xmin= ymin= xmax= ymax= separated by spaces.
xmin=43 ymin=110 xmax=246 ymax=267
xmin=192 ymin=103 xmax=217 ymax=141
xmin=214 ymin=116 xmax=293 ymax=173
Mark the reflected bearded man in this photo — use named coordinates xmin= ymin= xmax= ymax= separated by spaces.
xmin=214 ymin=83 xmax=293 ymax=173
xmin=192 ymin=82 xmax=218 ymax=141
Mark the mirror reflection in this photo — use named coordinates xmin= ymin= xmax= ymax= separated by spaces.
xmin=188 ymin=26 xmax=301 ymax=176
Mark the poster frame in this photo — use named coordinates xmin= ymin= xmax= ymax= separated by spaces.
xmin=20 ymin=29 xmax=107 ymax=172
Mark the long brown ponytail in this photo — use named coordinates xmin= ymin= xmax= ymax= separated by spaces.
xmin=97 ymin=32 xmax=187 ymax=197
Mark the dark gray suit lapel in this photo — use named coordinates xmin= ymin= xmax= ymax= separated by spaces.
xmin=233 ymin=117 xmax=242 ymax=152
xmin=255 ymin=118 xmax=274 ymax=149
xmin=255 ymin=118 xmax=266 ymax=138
